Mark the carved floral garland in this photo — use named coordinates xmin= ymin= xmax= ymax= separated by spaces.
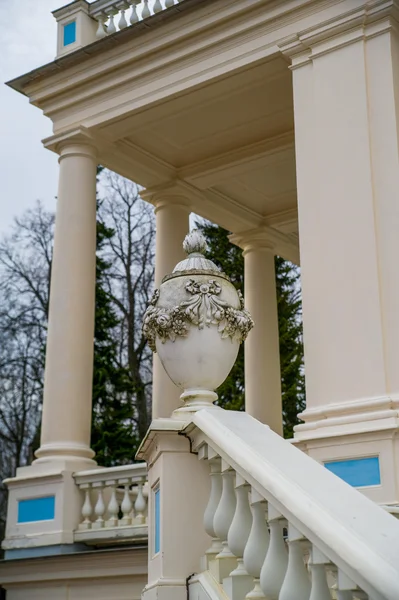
xmin=143 ymin=279 xmax=254 ymax=352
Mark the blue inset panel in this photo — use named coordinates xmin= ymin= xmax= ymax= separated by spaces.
xmin=324 ymin=456 xmax=381 ymax=488
xmin=154 ymin=487 xmax=160 ymax=554
xmin=63 ymin=21 xmax=76 ymax=46
xmin=18 ymin=496 xmax=55 ymax=523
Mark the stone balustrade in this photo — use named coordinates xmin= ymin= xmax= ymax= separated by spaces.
xmin=186 ymin=410 xmax=399 ymax=600
xmin=74 ymin=463 xmax=148 ymax=545
xmin=196 ymin=449 xmax=365 ymax=600
xmin=89 ymin=0 xmax=180 ymax=39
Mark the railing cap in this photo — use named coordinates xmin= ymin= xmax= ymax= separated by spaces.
xmin=74 ymin=462 xmax=147 ymax=485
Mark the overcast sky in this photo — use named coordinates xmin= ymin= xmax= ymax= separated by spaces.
xmin=0 ymin=0 xmax=64 ymax=234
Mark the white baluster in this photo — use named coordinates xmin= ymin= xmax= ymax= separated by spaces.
xmin=119 ymin=8 xmax=128 ymax=29
xmin=309 ymin=546 xmax=332 ymax=600
xmin=225 ymin=476 xmax=254 ymax=600
xmin=107 ymin=12 xmax=117 ymax=34
xmin=154 ymin=0 xmax=163 ymax=12
xmin=106 ymin=481 xmax=119 ymax=528
xmin=120 ymin=480 xmax=133 ymax=526
xmin=260 ymin=506 xmax=288 ymax=600
xmin=280 ymin=524 xmax=310 ymax=600
xmin=204 ymin=458 xmax=223 ymax=556
xmin=78 ymin=484 xmax=93 ymax=530
xmin=130 ymin=2 xmax=139 ymax=24
xmin=213 ymin=466 xmax=237 ymax=582
xmin=142 ymin=0 xmax=151 ymax=19
xmin=214 ymin=468 xmax=236 ymax=555
xmin=92 ymin=483 xmax=106 ymax=529
xmin=96 ymin=16 xmax=107 ymax=38
xmin=228 ymin=476 xmax=252 ymax=571
xmin=165 ymin=0 xmax=175 ymax=6
xmin=244 ymin=491 xmax=269 ymax=600
xmin=135 ymin=481 xmax=146 ymax=524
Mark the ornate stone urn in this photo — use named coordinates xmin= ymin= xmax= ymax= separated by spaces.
xmin=143 ymin=230 xmax=254 ymax=414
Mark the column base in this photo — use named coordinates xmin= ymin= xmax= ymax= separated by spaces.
xmin=34 ymin=441 xmax=96 ymax=465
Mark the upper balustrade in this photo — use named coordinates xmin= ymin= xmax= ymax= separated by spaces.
xmin=53 ymin=0 xmax=183 ymax=58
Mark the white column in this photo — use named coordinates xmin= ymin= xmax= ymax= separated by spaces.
xmin=230 ymin=230 xmax=282 ymax=435
xmin=35 ymin=138 xmax=97 ymax=466
xmin=152 ymin=195 xmax=190 ymax=418
xmin=281 ymin=9 xmax=399 ymax=437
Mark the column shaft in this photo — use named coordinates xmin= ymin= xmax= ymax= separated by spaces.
xmin=35 ymin=141 xmax=97 ymax=464
xmin=152 ymin=198 xmax=190 ymax=418
xmin=244 ymin=247 xmax=282 ymax=434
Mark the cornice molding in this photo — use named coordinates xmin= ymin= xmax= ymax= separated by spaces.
xmin=52 ymin=0 xmax=90 ymax=20
xmin=8 ymin=0 xmax=351 ymax=125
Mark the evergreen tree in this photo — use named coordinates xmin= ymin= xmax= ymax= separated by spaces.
xmin=91 ymin=169 xmax=140 ymax=465
xmin=91 ymin=214 xmax=139 ymax=466
xmin=197 ymin=221 xmax=305 ymax=437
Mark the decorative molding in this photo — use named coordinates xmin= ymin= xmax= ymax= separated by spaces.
xmin=293 ymin=395 xmax=399 ymax=442
xmin=298 ymin=395 xmax=399 ymax=423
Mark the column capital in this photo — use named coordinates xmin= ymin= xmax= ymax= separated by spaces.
xmin=43 ymin=126 xmax=97 ymax=159
xmin=141 ymin=183 xmax=192 ymax=212
xmin=229 ymin=228 xmax=276 ymax=256
xmin=230 ymin=225 xmax=300 ymax=264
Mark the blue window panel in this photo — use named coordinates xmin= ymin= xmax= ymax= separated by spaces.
xmin=155 ymin=488 xmax=160 ymax=554
xmin=63 ymin=21 xmax=76 ymax=46
xmin=18 ymin=496 xmax=55 ymax=523
xmin=324 ymin=456 xmax=381 ymax=488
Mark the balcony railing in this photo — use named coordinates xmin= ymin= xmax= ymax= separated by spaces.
xmin=74 ymin=463 xmax=148 ymax=545
xmin=89 ymin=0 xmax=181 ymax=39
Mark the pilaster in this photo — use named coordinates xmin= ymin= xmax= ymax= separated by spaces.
xmin=280 ymin=1 xmax=399 ymax=503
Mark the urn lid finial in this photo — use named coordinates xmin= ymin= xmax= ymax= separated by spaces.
xmin=169 ymin=229 xmax=225 ymax=278
xmin=183 ymin=230 xmax=207 ymax=256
